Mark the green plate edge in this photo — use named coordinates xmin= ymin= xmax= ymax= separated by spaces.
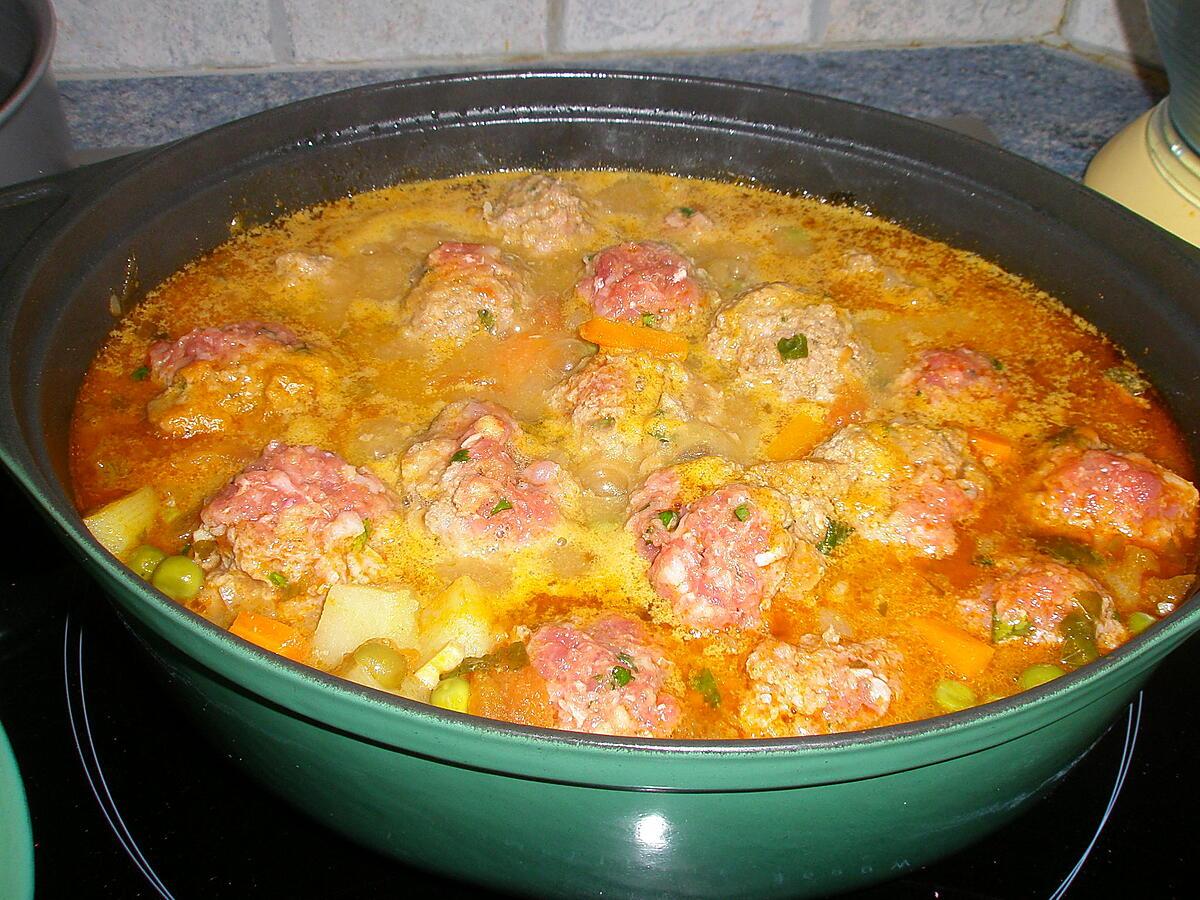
xmin=0 ymin=720 xmax=34 ymax=900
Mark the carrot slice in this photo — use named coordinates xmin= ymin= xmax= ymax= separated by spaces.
xmin=229 ymin=610 xmax=309 ymax=662
xmin=913 ymin=616 xmax=995 ymax=678
xmin=965 ymin=428 xmax=1015 ymax=465
xmin=765 ymin=386 xmax=867 ymax=461
xmin=578 ymin=317 xmax=688 ymax=358
xmin=765 ymin=407 xmax=826 ymax=461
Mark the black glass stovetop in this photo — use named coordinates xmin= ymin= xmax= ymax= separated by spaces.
xmin=1 ymin=156 xmax=1198 ymax=900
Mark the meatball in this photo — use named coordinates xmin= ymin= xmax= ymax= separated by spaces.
xmin=145 ymin=321 xmax=331 ymax=438
xmin=401 ymin=399 xmax=579 ymax=555
xmin=399 ymin=242 xmax=533 ymax=346
xmin=527 ymin=615 xmax=680 ymax=737
xmin=197 ymin=441 xmax=398 ymax=593
xmin=629 ymin=476 xmax=798 ymax=631
xmin=957 ymin=558 xmax=1127 ymax=651
xmin=1022 ymin=436 xmax=1198 ymax=553
xmin=275 ymin=251 xmax=333 ymax=286
xmin=706 ymin=283 xmax=870 ymax=405
xmin=739 ymin=634 xmax=901 ymax=737
xmin=663 ymin=206 xmax=714 ymax=234
xmin=806 ymin=420 xmax=990 ymax=558
xmin=483 ymin=174 xmax=596 ymax=255
xmin=576 ymin=241 xmax=712 ymax=332
xmin=148 ymin=321 xmax=300 ymax=385
xmin=895 ymin=347 xmax=1008 ymax=399
xmin=546 ymin=351 xmax=715 ymax=461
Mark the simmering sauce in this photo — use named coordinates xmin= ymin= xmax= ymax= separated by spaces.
xmin=71 ymin=172 xmax=1199 ymax=739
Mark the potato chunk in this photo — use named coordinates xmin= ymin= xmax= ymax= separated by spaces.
xmin=312 ymin=584 xmax=419 ymax=667
xmin=418 ymin=575 xmax=499 ymax=663
xmin=83 ymin=486 xmax=158 ymax=557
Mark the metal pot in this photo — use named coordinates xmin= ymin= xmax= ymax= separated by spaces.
xmin=1 ymin=71 xmax=1199 ymax=898
xmin=0 ymin=0 xmax=71 ymax=187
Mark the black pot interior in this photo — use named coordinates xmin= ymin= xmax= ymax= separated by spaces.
xmin=6 ymin=71 xmax=1200 ymax=513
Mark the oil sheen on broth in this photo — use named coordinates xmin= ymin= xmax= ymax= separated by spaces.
xmin=70 ymin=171 xmax=1200 ymax=740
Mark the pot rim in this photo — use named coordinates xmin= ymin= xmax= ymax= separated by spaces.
xmin=2 ymin=67 xmax=1199 ymax=762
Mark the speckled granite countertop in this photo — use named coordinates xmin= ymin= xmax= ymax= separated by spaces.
xmin=60 ymin=43 xmax=1162 ymax=180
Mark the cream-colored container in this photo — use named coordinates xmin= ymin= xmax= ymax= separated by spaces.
xmin=1085 ymin=100 xmax=1200 ymax=247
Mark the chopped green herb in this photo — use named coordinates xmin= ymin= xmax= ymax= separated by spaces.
xmin=690 ymin=668 xmax=721 ymax=708
xmin=991 ymin=357 xmax=1005 ymax=371
xmin=1073 ymin=590 xmax=1104 ymax=622
xmin=1127 ymin=611 xmax=1156 ymax=635
xmin=131 ymin=365 xmax=150 ymax=381
xmin=489 ymin=498 xmax=513 ymax=516
xmin=609 ymin=665 xmax=634 ymax=688
xmin=1038 ymin=536 xmax=1103 ymax=568
xmin=992 ymin=612 xmax=1032 ymax=643
xmin=733 ymin=504 xmax=750 ymax=522
xmin=352 ymin=518 xmax=373 ymax=551
xmin=1104 ymin=365 xmax=1149 ymax=396
xmin=640 ymin=312 xmax=660 ymax=328
xmin=648 ymin=422 xmax=671 ymax=444
xmin=450 ymin=449 xmax=471 ymax=463
xmin=595 ymin=415 xmax=617 ymax=429
xmin=268 ymin=571 xmax=288 ymax=588
xmin=658 ymin=509 xmax=680 ymax=531
xmin=615 ymin=651 xmax=638 ymax=672
xmin=678 ymin=206 xmax=696 ymax=217
xmin=974 ymin=555 xmax=996 ymax=568
xmin=816 ymin=518 xmax=854 ymax=555
xmin=1059 ymin=612 xmax=1099 ymax=668
xmin=447 ymin=641 xmax=529 ymax=679
xmin=478 ymin=308 xmax=497 ymax=334
xmin=777 ymin=333 xmax=809 ymax=361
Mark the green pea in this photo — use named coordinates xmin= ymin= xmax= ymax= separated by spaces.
xmin=352 ymin=640 xmax=409 ymax=690
xmin=1018 ymin=663 xmax=1066 ymax=691
xmin=1128 ymin=612 xmax=1157 ymax=636
xmin=934 ymin=679 xmax=977 ymax=712
xmin=127 ymin=544 xmax=166 ymax=581
xmin=430 ymin=676 xmax=470 ymax=713
xmin=150 ymin=555 xmax=205 ymax=601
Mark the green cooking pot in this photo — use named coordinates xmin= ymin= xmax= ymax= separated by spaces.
xmin=2 ymin=72 xmax=1199 ymax=898
xmin=0 ymin=720 xmax=33 ymax=900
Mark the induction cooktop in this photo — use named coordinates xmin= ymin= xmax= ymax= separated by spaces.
xmin=1 ymin=154 xmax=1197 ymax=900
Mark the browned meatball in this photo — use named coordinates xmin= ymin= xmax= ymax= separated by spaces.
xmin=627 ymin=459 xmax=824 ymax=630
xmin=546 ymin=350 xmax=719 ymax=463
xmin=197 ymin=441 xmax=399 ymax=594
xmin=401 ymin=399 xmax=580 ymax=556
xmin=483 ymin=174 xmax=596 ymax=255
xmin=707 ymin=283 xmax=870 ymax=405
xmin=739 ymin=634 xmax=901 ymax=737
xmin=528 ymin=615 xmax=680 ymax=737
xmin=145 ymin=321 xmax=332 ymax=438
xmin=576 ymin=241 xmax=715 ymax=334
xmin=957 ymin=557 xmax=1127 ymax=651
xmin=808 ymin=420 xmax=990 ymax=559
xmin=399 ymin=242 xmax=534 ymax=348
xmin=1022 ymin=430 xmax=1198 ymax=553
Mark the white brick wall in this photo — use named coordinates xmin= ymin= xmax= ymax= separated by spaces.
xmin=823 ymin=0 xmax=1065 ymax=44
xmin=1060 ymin=0 xmax=1160 ymax=65
xmin=54 ymin=0 xmax=275 ymax=72
xmin=50 ymin=0 xmax=1161 ymax=76
xmin=557 ymin=0 xmax=815 ymax=53
xmin=284 ymin=0 xmax=548 ymax=64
